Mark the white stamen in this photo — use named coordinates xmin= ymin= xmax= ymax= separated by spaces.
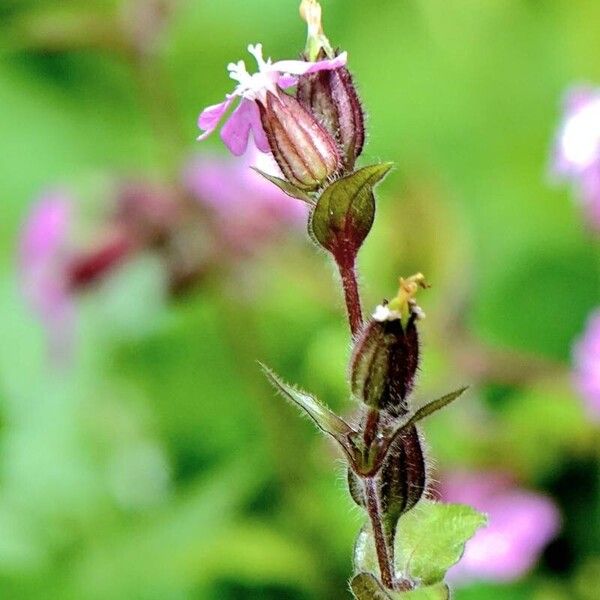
xmin=412 ymin=305 xmax=426 ymax=320
xmin=247 ymin=43 xmax=268 ymax=70
xmin=227 ymin=43 xmax=279 ymax=102
xmin=373 ymin=304 xmax=402 ymax=322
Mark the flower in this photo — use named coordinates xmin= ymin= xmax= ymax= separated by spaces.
xmin=19 ymin=189 xmax=140 ymax=362
xmin=184 ymin=143 xmax=308 ymax=254
xmin=197 ymin=43 xmax=347 ymax=157
xmin=439 ymin=471 xmax=560 ymax=583
xmin=552 ymin=86 xmax=600 ymax=230
xmin=572 ymin=308 xmax=600 ymax=421
xmin=19 ymin=192 xmax=75 ymax=361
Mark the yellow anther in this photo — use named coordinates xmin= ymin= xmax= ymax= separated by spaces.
xmin=388 ymin=273 xmax=430 ymax=319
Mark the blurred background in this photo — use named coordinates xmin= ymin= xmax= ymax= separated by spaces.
xmin=0 ymin=0 xmax=599 ymax=598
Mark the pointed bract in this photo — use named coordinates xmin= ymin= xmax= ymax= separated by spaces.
xmin=261 ymin=364 xmax=356 ymax=457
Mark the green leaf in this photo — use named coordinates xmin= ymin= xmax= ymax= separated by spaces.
xmin=350 ymin=572 xmax=395 ymax=599
xmin=260 ymin=363 xmax=355 ymax=452
xmin=399 ymin=583 xmax=450 ymax=599
xmin=310 ymin=163 xmax=393 ymax=256
xmin=251 ymin=167 xmax=315 ymax=204
xmin=354 ymin=500 xmax=487 ymax=586
xmin=350 ymin=573 xmax=449 ymax=600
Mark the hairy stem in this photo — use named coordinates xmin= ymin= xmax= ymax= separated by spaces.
xmin=364 ymin=477 xmax=395 ymax=589
xmin=337 ymin=256 xmax=363 ymax=337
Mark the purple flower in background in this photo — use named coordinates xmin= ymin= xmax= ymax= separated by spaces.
xmin=19 ymin=190 xmax=138 ymax=362
xmin=573 ymin=308 xmax=600 ymax=421
xmin=19 ymin=192 xmax=75 ymax=361
xmin=184 ymin=144 xmax=308 ymax=254
xmin=197 ymin=43 xmax=346 ymax=156
xmin=553 ymin=86 xmax=600 ymax=230
xmin=439 ymin=471 xmax=560 ymax=584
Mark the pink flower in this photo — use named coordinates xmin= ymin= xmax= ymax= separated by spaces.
xmin=19 ymin=192 xmax=75 ymax=361
xmin=439 ymin=471 xmax=560 ymax=584
xmin=197 ymin=43 xmax=346 ymax=156
xmin=573 ymin=308 xmax=600 ymax=420
xmin=19 ymin=190 xmax=137 ymax=363
xmin=552 ymin=86 xmax=600 ymax=230
xmin=184 ymin=144 xmax=308 ymax=254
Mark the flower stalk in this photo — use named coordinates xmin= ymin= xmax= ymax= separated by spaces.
xmin=338 ymin=256 xmax=363 ymax=337
xmin=197 ymin=1 xmax=476 ymax=596
xmin=364 ymin=477 xmax=396 ymax=590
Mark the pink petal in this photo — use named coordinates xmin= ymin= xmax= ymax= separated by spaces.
xmin=278 ymin=75 xmax=299 ymax=89
xmin=197 ymin=97 xmax=234 ymax=141
xmin=221 ymin=98 xmax=270 ymax=156
xmin=248 ymin=103 xmax=270 ymax=153
xmin=272 ymin=51 xmax=347 ymax=76
xmin=20 ymin=194 xmax=71 ymax=269
xmin=19 ymin=192 xmax=76 ymax=364
xmin=183 ymin=143 xmax=307 ymax=256
xmin=440 ymin=470 xmax=560 ymax=585
xmin=564 ymin=86 xmax=596 ymax=113
xmin=305 ymin=51 xmax=348 ymax=74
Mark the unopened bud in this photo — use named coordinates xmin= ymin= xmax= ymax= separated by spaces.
xmin=350 ymin=313 xmax=420 ymax=414
xmin=297 ymin=59 xmax=365 ymax=172
xmin=297 ymin=59 xmax=365 ymax=171
xmin=259 ymin=90 xmax=342 ymax=191
xmin=350 ymin=275 xmax=427 ymax=413
xmin=378 ymin=426 xmax=427 ymax=543
xmin=298 ymin=0 xmax=365 ymax=171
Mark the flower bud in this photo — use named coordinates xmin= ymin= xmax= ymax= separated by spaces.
xmin=258 ymin=90 xmax=342 ymax=191
xmin=347 ymin=427 xmax=426 ymax=546
xmin=350 ymin=313 xmax=419 ymax=414
xmin=379 ymin=427 xmax=426 ymax=520
xmin=297 ymin=58 xmax=365 ymax=171
xmin=350 ymin=275 xmax=427 ymax=413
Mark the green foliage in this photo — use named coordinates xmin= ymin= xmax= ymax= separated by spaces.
xmin=400 ymin=584 xmax=450 ymax=600
xmin=350 ymin=572 xmax=449 ymax=599
xmin=354 ymin=501 xmax=487 ymax=586
xmin=351 ymin=572 xmax=397 ymax=600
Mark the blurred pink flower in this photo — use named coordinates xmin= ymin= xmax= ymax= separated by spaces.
xmin=439 ymin=470 xmax=560 ymax=584
xmin=19 ymin=192 xmax=75 ymax=361
xmin=19 ymin=190 xmax=136 ymax=362
xmin=552 ymin=86 xmax=600 ymax=230
xmin=197 ymin=43 xmax=346 ymax=155
xmin=573 ymin=309 xmax=600 ymax=420
xmin=184 ymin=144 xmax=308 ymax=254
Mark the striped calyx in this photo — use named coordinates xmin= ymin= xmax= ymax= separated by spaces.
xmin=350 ymin=314 xmax=420 ymax=414
xmin=259 ymin=90 xmax=341 ymax=191
xmin=298 ymin=57 xmax=365 ymax=172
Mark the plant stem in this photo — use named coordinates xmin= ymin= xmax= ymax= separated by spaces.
xmin=337 ymin=256 xmax=363 ymax=337
xmin=364 ymin=477 xmax=395 ymax=590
